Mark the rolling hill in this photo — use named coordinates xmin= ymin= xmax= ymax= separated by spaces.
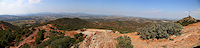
xmin=175 ymin=15 xmax=200 ymax=26
xmin=0 ymin=21 xmax=20 ymax=30
xmin=31 ymin=18 xmax=97 ymax=31
xmin=98 ymin=21 xmax=152 ymax=33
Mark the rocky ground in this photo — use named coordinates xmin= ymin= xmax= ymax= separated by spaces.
xmin=79 ymin=22 xmax=200 ymax=48
xmin=79 ymin=29 xmax=118 ymax=48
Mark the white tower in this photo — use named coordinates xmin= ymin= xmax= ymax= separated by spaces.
xmin=188 ymin=9 xmax=191 ymax=17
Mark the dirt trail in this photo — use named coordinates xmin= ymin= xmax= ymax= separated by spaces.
xmin=79 ymin=29 xmax=117 ymax=48
xmin=17 ymin=29 xmax=39 ymax=48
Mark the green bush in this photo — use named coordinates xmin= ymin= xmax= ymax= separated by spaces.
xmin=0 ymin=30 xmax=13 ymax=48
xmin=35 ymin=30 xmax=45 ymax=44
xmin=78 ymin=36 xmax=84 ymax=41
xmin=20 ymin=43 xmax=30 ymax=48
xmin=36 ymin=35 xmax=65 ymax=47
xmin=58 ymin=31 xmax=62 ymax=35
xmin=74 ymin=34 xmax=79 ymax=39
xmin=137 ymin=22 xmax=183 ymax=39
xmin=15 ymin=35 xmax=21 ymax=43
xmin=50 ymin=27 xmax=54 ymax=29
xmin=116 ymin=35 xmax=133 ymax=48
xmin=50 ymin=36 xmax=76 ymax=48
xmin=35 ymin=37 xmax=41 ymax=44
xmin=36 ymin=32 xmax=85 ymax=48
xmin=74 ymin=33 xmax=84 ymax=39
xmin=169 ymin=39 xmax=174 ymax=41
xmin=162 ymin=45 xmax=167 ymax=48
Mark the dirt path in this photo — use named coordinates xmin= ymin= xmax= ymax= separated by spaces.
xmin=17 ymin=29 xmax=39 ymax=48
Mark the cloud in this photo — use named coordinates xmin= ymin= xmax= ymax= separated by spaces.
xmin=0 ymin=2 xmax=6 ymax=5
xmin=151 ymin=8 xmax=153 ymax=9
xmin=142 ymin=10 xmax=162 ymax=12
xmin=198 ymin=9 xmax=200 ymax=10
xmin=28 ymin=0 xmax=41 ymax=4
xmin=7 ymin=0 xmax=28 ymax=9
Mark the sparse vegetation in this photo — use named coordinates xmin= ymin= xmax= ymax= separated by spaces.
xmin=49 ymin=36 xmax=76 ymax=48
xmin=169 ymin=39 xmax=174 ymax=41
xmin=0 ymin=30 xmax=14 ymax=48
xmin=35 ymin=30 xmax=45 ymax=44
xmin=137 ymin=22 xmax=183 ymax=39
xmin=176 ymin=19 xmax=197 ymax=26
xmin=36 ymin=33 xmax=84 ymax=48
xmin=162 ymin=45 xmax=167 ymax=48
xmin=175 ymin=16 xmax=198 ymax=26
xmin=0 ymin=21 xmax=20 ymax=31
xmin=98 ymin=21 xmax=152 ymax=34
xmin=21 ymin=43 xmax=30 ymax=48
xmin=116 ymin=35 xmax=133 ymax=48
xmin=31 ymin=18 xmax=96 ymax=31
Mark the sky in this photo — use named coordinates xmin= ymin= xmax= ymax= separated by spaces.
xmin=0 ymin=0 xmax=200 ymax=19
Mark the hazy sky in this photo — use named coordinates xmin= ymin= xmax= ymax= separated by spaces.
xmin=0 ymin=0 xmax=200 ymax=19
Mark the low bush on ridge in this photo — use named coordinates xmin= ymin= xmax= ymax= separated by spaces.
xmin=137 ymin=22 xmax=183 ymax=39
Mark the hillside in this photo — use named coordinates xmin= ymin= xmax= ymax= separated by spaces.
xmin=79 ymin=22 xmax=200 ymax=48
xmin=0 ymin=15 xmax=18 ymax=20
xmin=98 ymin=21 xmax=152 ymax=33
xmin=0 ymin=14 xmax=176 ymax=27
xmin=0 ymin=21 xmax=20 ymax=30
xmin=0 ymin=21 xmax=21 ymax=48
xmin=31 ymin=18 xmax=96 ymax=31
xmin=175 ymin=15 xmax=199 ymax=26
xmin=30 ymin=18 xmax=153 ymax=33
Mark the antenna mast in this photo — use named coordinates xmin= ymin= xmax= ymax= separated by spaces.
xmin=188 ymin=9 xmax=191 ymax=17
xmin=189 ymin=9 xmax=190 ymax=15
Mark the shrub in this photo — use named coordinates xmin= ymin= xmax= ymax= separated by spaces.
xmin=50 ymin=30 xmax=56 ymax=33
xmin=20 ymin=43 xmax=30 ymax=48
xmin=50 ymin=36 xmax=76 ymax=48
xmin=0 ymin=30 xmax=14 ymax=48
xmin=50 ymin=27 xmax=54 ymax=29
xmin=78 ymin=36 xmax=84 ymax=41
xmin=74 ymin=33 xmax=84 ymax=39
xmin=36 ymin=35 xmax=65 ymax=47
xmin=74 ymin=34 xmax=79 ymax=39
xmin=58 ymin=31 xmax=62 ymax=35
xmin=36 ymin=33 xmax=84 ymax=48
xmin=162 ymin=45 xmax=167 ymax=48
xmin=116 ymin=35 xmax=133 ymax=48
xmin=35 ymin=37 xmax=41 ymax=44
xmin=35 ymin=30 xmax=45 ymax=44
xmin=137 ymin=22 xmax=183 ymax=39
xmin=79 ymin=33 xmax=84 ymax=36
xmin=169 ymin=39 xmax=174 ymax=41
xmin=15 ymin=35 xmax=21 ymax=43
